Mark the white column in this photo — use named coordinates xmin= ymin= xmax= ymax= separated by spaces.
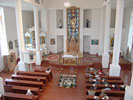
xmin=34 ymin=6 xmax=42 ymax=65
xmin=0 ymin=77 xmax=4 ymax=95
xmin=124 ymin=68 xmax=133 ymax=100
xmin=109 ymin=0 xmax=125 ymax=76
xmin=15 ymin=0 xmax=28 ymax=71
xmin=64 ymin=9 xmax=67 ymax=53
xmin=98 ymin=8 xmax=104 ymax=56
xmin=80 ymin=8 xmax=84 ymax=53
xmin=102 ymin=3 xmax=111 ymax=68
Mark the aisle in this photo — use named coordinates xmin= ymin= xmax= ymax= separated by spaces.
xmin=40 ymin=68 xmax=86 ymax=100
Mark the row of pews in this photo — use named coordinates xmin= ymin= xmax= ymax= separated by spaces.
xmin=4 ymin=69 xmax=53 ymax=100
xmin=85 ymin=68 xmax=125 ymax=100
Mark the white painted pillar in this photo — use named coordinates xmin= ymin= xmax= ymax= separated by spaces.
xmin=64 ymin=9 xmax=67 ymax=53
xmin=34 ymin=6 xmax=42 ymax=65
xmin=102 ymin=3 xmax=111 ymax=68
xmin=109 ymin=0 xmax=125 ymax=76
xmin=124 ymin=67 xmax=133 ymax=100
xmin=98 ymin=8 xmax=104 ymax=56
xmin=80 ymin=8 xmax=84 ymax=53
xmin=15 ymin=0 xmax=28 ymax=71
xmin=0 ymin=77 xmax=4 ymax=95
xmin=124 ymin=86 xmax=133 ymax=100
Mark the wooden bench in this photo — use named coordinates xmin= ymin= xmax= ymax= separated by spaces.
xmin=86 ymin=89 xmax=125 ymax=97
xmin=85 ymin=75 xmax=121 ymax=80
xmin=86 ymin=79 xmax=124 ymax=85
xmin=17 ymin=71 xmax=51 ymax=82
xmin=86 ymin=84 xmax=125 ymax=91
xmin=86 ymin=96 xmax=122 ymax=100
xmin=12 ymin=74 xmax=48 ymax=85
xmin=4 ymin=92 xmax=35 ymax=100
xmin=34 ymin=69 xmax=53 ymax=80
xmin=5 ymin=79 xmax=44 ymax=91
xmin=12 ymin=86 xmax=41 ymax=99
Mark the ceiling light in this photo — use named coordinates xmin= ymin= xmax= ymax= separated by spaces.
xmin=64 ymin=1 xmax=71 ymax=8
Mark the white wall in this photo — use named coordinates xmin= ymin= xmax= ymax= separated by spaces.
xmin=3 ymin=6 xmax=18 ymax=56
xmin=46 ymin=6 xmax=132 ymax=55
xmin=45 ymin=0 xmax=103 ymax=9
xmin=22 ymin=11 xmax=34 ymax=33
xmin=2 ymin=6 xmax=34 ymax=58
xmin=109 ymin=7 xmax=132 ymax=57
xmin=47 ymin=8 xmax=101 ymax=54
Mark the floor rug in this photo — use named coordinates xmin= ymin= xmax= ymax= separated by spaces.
xmin=44 ymin=54 xmax=59 ymax=61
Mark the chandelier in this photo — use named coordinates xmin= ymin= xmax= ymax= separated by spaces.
xmin=64 ymin=1 xmax=71 ymax=8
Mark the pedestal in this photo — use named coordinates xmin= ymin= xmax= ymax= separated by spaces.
xmin=18 ymin=61 xmax=28 ymax=71
xmin=109 ymin=64 xmax=121 ymax=76
xmin=124 ymin=86 xmax=133 ymax=100
xmin=102 ymin=53 xmax=109 ymax=68
xmin=0 ymin=77 xmax=4 ymax=95
xmin=36 ymin=51 xmax=42 ymax=65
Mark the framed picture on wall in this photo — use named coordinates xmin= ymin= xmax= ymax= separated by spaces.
xmin=51 ymin=38 xmax=55 ymax=45
xmin=8 ymin=41 xmax=13 ymax=50
xmin=91 ymin=39 xmax=99 ymax=45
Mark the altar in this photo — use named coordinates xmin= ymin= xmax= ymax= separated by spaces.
xmin=62 ymin=52 xmax=83 ymax=65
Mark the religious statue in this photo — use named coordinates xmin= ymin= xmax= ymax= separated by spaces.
xmin=110 ymin=35 xmax=114 ymax=48
xmin=86 ymin=19 xmax=90 ymax=28
xmin=59 ymin=19 xmax=62 ymax=28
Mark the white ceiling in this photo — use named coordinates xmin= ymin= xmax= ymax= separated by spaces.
xmin=0 ymin=0 xmax=133 ymax=10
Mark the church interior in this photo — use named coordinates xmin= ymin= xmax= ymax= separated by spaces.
xmin=0 ymin=0 xmax=133 ymax=100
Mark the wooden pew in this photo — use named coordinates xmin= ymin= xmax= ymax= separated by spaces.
xmin=4 ymin=92 xmax=35 ymax=100
xmin=86 ymin=89 xmax=125 ymax=97
xmin=85 ymin=79 xmax=124 ymax=85
xmin=12 ymin=74 xmax=48 ymax=85
xmin=86 ymin=96 xmax=122 ymax=100
xmin=5 ymin=79 xmax=44 ymax=91
xmin=34 ymin=69 xmax=53 ymax=80
xmin=17 ymin=71 xmax=51 ymax=82
xmin=86 ymin=72 xmax=105 ymax=76
xmin=12 ymin=86 xmax=41 ymax=99
xmin=85 ymin=75 xmax=121 ymax=80
xmin=86 ymin=84 xmax=125 ymax=91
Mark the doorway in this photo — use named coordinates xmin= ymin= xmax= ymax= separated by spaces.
xmin=83 ymin=36 xmax=91 ymax=53
xmin=57 ymin=35 xmax=64 ymax=53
